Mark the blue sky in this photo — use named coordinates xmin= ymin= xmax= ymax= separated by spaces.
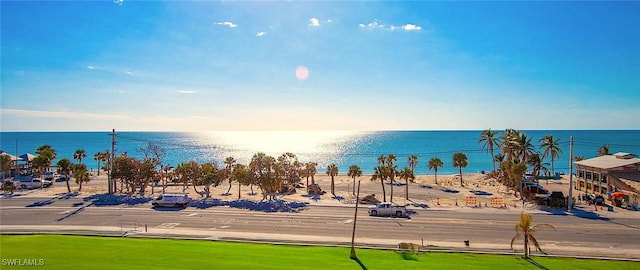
xmin=1 ymin=1 xmax=639 ymax=131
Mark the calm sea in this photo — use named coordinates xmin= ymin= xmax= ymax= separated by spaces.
xmin=1 ymin=130 xmax=639 ymax=175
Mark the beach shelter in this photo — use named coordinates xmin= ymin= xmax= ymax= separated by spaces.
xmin=19 ymin=153 xmax=38 ymax=162
xmin=611 ymin=192 xmax=627 ymax=198
xmin=0 ymin=151 xmax=23 ymax=162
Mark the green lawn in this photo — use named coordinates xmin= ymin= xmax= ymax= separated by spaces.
xmin=0 ymin=235 xmax=637 ymax=269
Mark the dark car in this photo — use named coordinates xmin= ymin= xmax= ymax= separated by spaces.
xmin=543 ymin=191 xmax=567 ymax=208
xmin=524 ymin=184 xmax=549 ymax=194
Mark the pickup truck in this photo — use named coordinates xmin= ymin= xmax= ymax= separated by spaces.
xmin=16 ymin=178 xmax=52 ymax=189
xmin=368 ymin=202 xmax=407 ymax=217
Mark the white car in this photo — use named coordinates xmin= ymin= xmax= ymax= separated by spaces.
xmin=368 ymin=202 xmax=407 ymax=217
xmin=152 ymin=194 xmax=190 ymax=208
xmin=17 ymin=178 xmax=52 ymax=189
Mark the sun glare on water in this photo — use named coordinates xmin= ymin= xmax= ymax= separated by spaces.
xmin=195 ymin=131 xmax=365 ymax=164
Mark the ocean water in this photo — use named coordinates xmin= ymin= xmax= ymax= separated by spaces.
xmin=1 ymin=130 xmax=639 ymax=175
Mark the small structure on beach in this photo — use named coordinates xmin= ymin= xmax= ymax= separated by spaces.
xmin=574 ymin=152 xmax=640 ymax=209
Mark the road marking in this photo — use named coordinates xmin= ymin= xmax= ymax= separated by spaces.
xmin=157 ymin=223 xmax=180 ymax=228
xmin=59 ymin=210 xmax=71 ymax=214
xmin=220 ymin=226 xmax=230 ymax=229
xmin=341 ymin=219 xmax=353 ymax=224
xmin=182 ymin=213 xmax=198 ymax=217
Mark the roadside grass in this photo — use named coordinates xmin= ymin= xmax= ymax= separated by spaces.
xmin=0 ymin=235 xmax=637 ymax=270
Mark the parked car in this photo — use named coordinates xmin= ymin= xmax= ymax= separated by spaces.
xmin=43 ymin=171 xmax=55 ymax=180
xmin=469 ymin=190 xmax=493 ymax=196
xmin=544 ymin=191 xmax=566 ymax=208
xmin=585 ymin=194 xmax=605 ymax=206
xmin=152 ymin=194 xmax=190 ymax=208
xmin=17 ymin=178 xmax=52 ymax=189
xmin=368 ymin=202 xmax=407 ymax=217
xmin=524 ymin=183 xmax=548 ymax=194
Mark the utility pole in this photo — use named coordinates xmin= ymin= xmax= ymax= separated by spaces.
xmin=568 ymin=136 xmax=574 ymax=212
xmin=108 ymin=129 xmax=116 ymax=194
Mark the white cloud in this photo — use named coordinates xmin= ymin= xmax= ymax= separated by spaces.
xmin=401 ymin=24 xmax=422 ymax=31
xmin=113 ymin=0 xmax=123 ymax=5
xmin=309 ymin=18 xmax=320 ymax=27
xmin=256 ymin=32 xmax=266 ymax=37
xmin=215 ymin=21 xmax=237 ymax=28
xmin=87 ymin=65 xmax=95 ymax=70
xmin=327 ymin=19 xmax=333 ymax=23
xmin=359 ymin=20 xmax=384 ymax=30
xmin=178 ymin=90 xmax=197 ymax=94
xmin=360 ymin=20 xmax=423 ymax=32
xmin=1 ymin=108 xmax=129 ymax=120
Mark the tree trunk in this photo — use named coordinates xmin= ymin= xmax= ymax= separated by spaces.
xmin=65 ymin=175 xmax=71 ymax=193
xmin=226 ymin=181 xmax=232 ymax=194
xmin=311 ymin=175 xmax=315 ymax=185
xmin=390 ymin=176 xmax=394 ymax=203
xmin=79 ymin=181 xmax=83 ymax=192
xmin=405 ymin=178 xmax=409 ymax=201
xmin=238 ymin=182 xmax=241 ymax=200
xmin=139 ymin=177 xmax=150 ymax=195
xmin=524 ymin=235 xmax=530 ymax=257
xmin=192 ymin=182 xmax=202 ymax=197
xmin=380 ymin=179 xmax=386 ymax=202
xmin=459 ymin=168 xmax=463 ymax=187
xmin=331 ymin=176 xmax=335 ymax=195
xmin=435 ymin=170 xmax=438 ymax=185
xmin=352 ymin=177 xmax=355 ymax=195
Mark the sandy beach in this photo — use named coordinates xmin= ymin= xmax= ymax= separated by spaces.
xmin=9 ymin=171 xmax=606 ymax=213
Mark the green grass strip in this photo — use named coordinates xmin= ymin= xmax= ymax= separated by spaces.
xmin=0 ymin=235 xmax=637 ymax=269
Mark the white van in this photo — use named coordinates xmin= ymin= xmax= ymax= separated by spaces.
xmin=152 ymin=194 xmax=190 ymax=208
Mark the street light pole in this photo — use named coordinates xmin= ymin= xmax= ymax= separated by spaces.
xmin=568 ymin=136 xmax=574 ymax=212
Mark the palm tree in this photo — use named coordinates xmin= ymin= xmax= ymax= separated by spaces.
xmin=347 ymin=165 xmax=362 ymax=195
xmin=377 ymin=155 xmax=386 ymax=166
xmin=230 ymin=163 xmax=250 ymax=200
xmin=326 ymin=164 xmax=339 ymax=196
xmin=479 ymin=129 xmax=501 ymax=172
xmin=428 ymin=157 xmax=444 ymax=185
xmin=398 ymin=167 xmax=414 ymax=201
xmin=511 ymin=212 xmax=556 ymax=258
xmin=224 ymin=156 xmax=236 ymax=194
xmin=516 ymin=133 xmax=535 ymax=164
xmin=527 ymin=153 xmax=549 ymax=179
xmin=501 ymin=129 xmax=520 ymax=162
xmin=452 ymin=152 xmax=468 ymax=187
xmin=305 ymin=162 xmax=318 ymax=185
xmin=371 ymin=165 xmax=388 ymax=202
xmin=56 ymin=158 xmax=73 ymax=193
xmin=31 ymin=156 xmax=50 ymax=189
xmin=73 ymin=149 xmax=87 ymax=164
xmin=72 ymin=163 xmax=90 ymax=192
xmin=36 ymin=144 xmax=56 ymax=178
xmin=0 ymin=154 xmax=13 ymax=181
xmin=408 ymin=155 xmax=418 ymax=174
xmin=386 ymin=155 xmax=398 ymax=202
xmin=539 ymin=135 xmax=562 ymax=176
xmin=597 ymin=145 xmax=610 ymax=156
xmin=93 ymin=152 xmax=102 ymax=176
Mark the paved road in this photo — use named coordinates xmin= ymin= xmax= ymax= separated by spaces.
xmin=2 ymin=196 xmax=639 ymax=259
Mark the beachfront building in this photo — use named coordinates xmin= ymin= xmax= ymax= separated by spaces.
xmin=574 ymin=152 xmax=640 ymax=208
